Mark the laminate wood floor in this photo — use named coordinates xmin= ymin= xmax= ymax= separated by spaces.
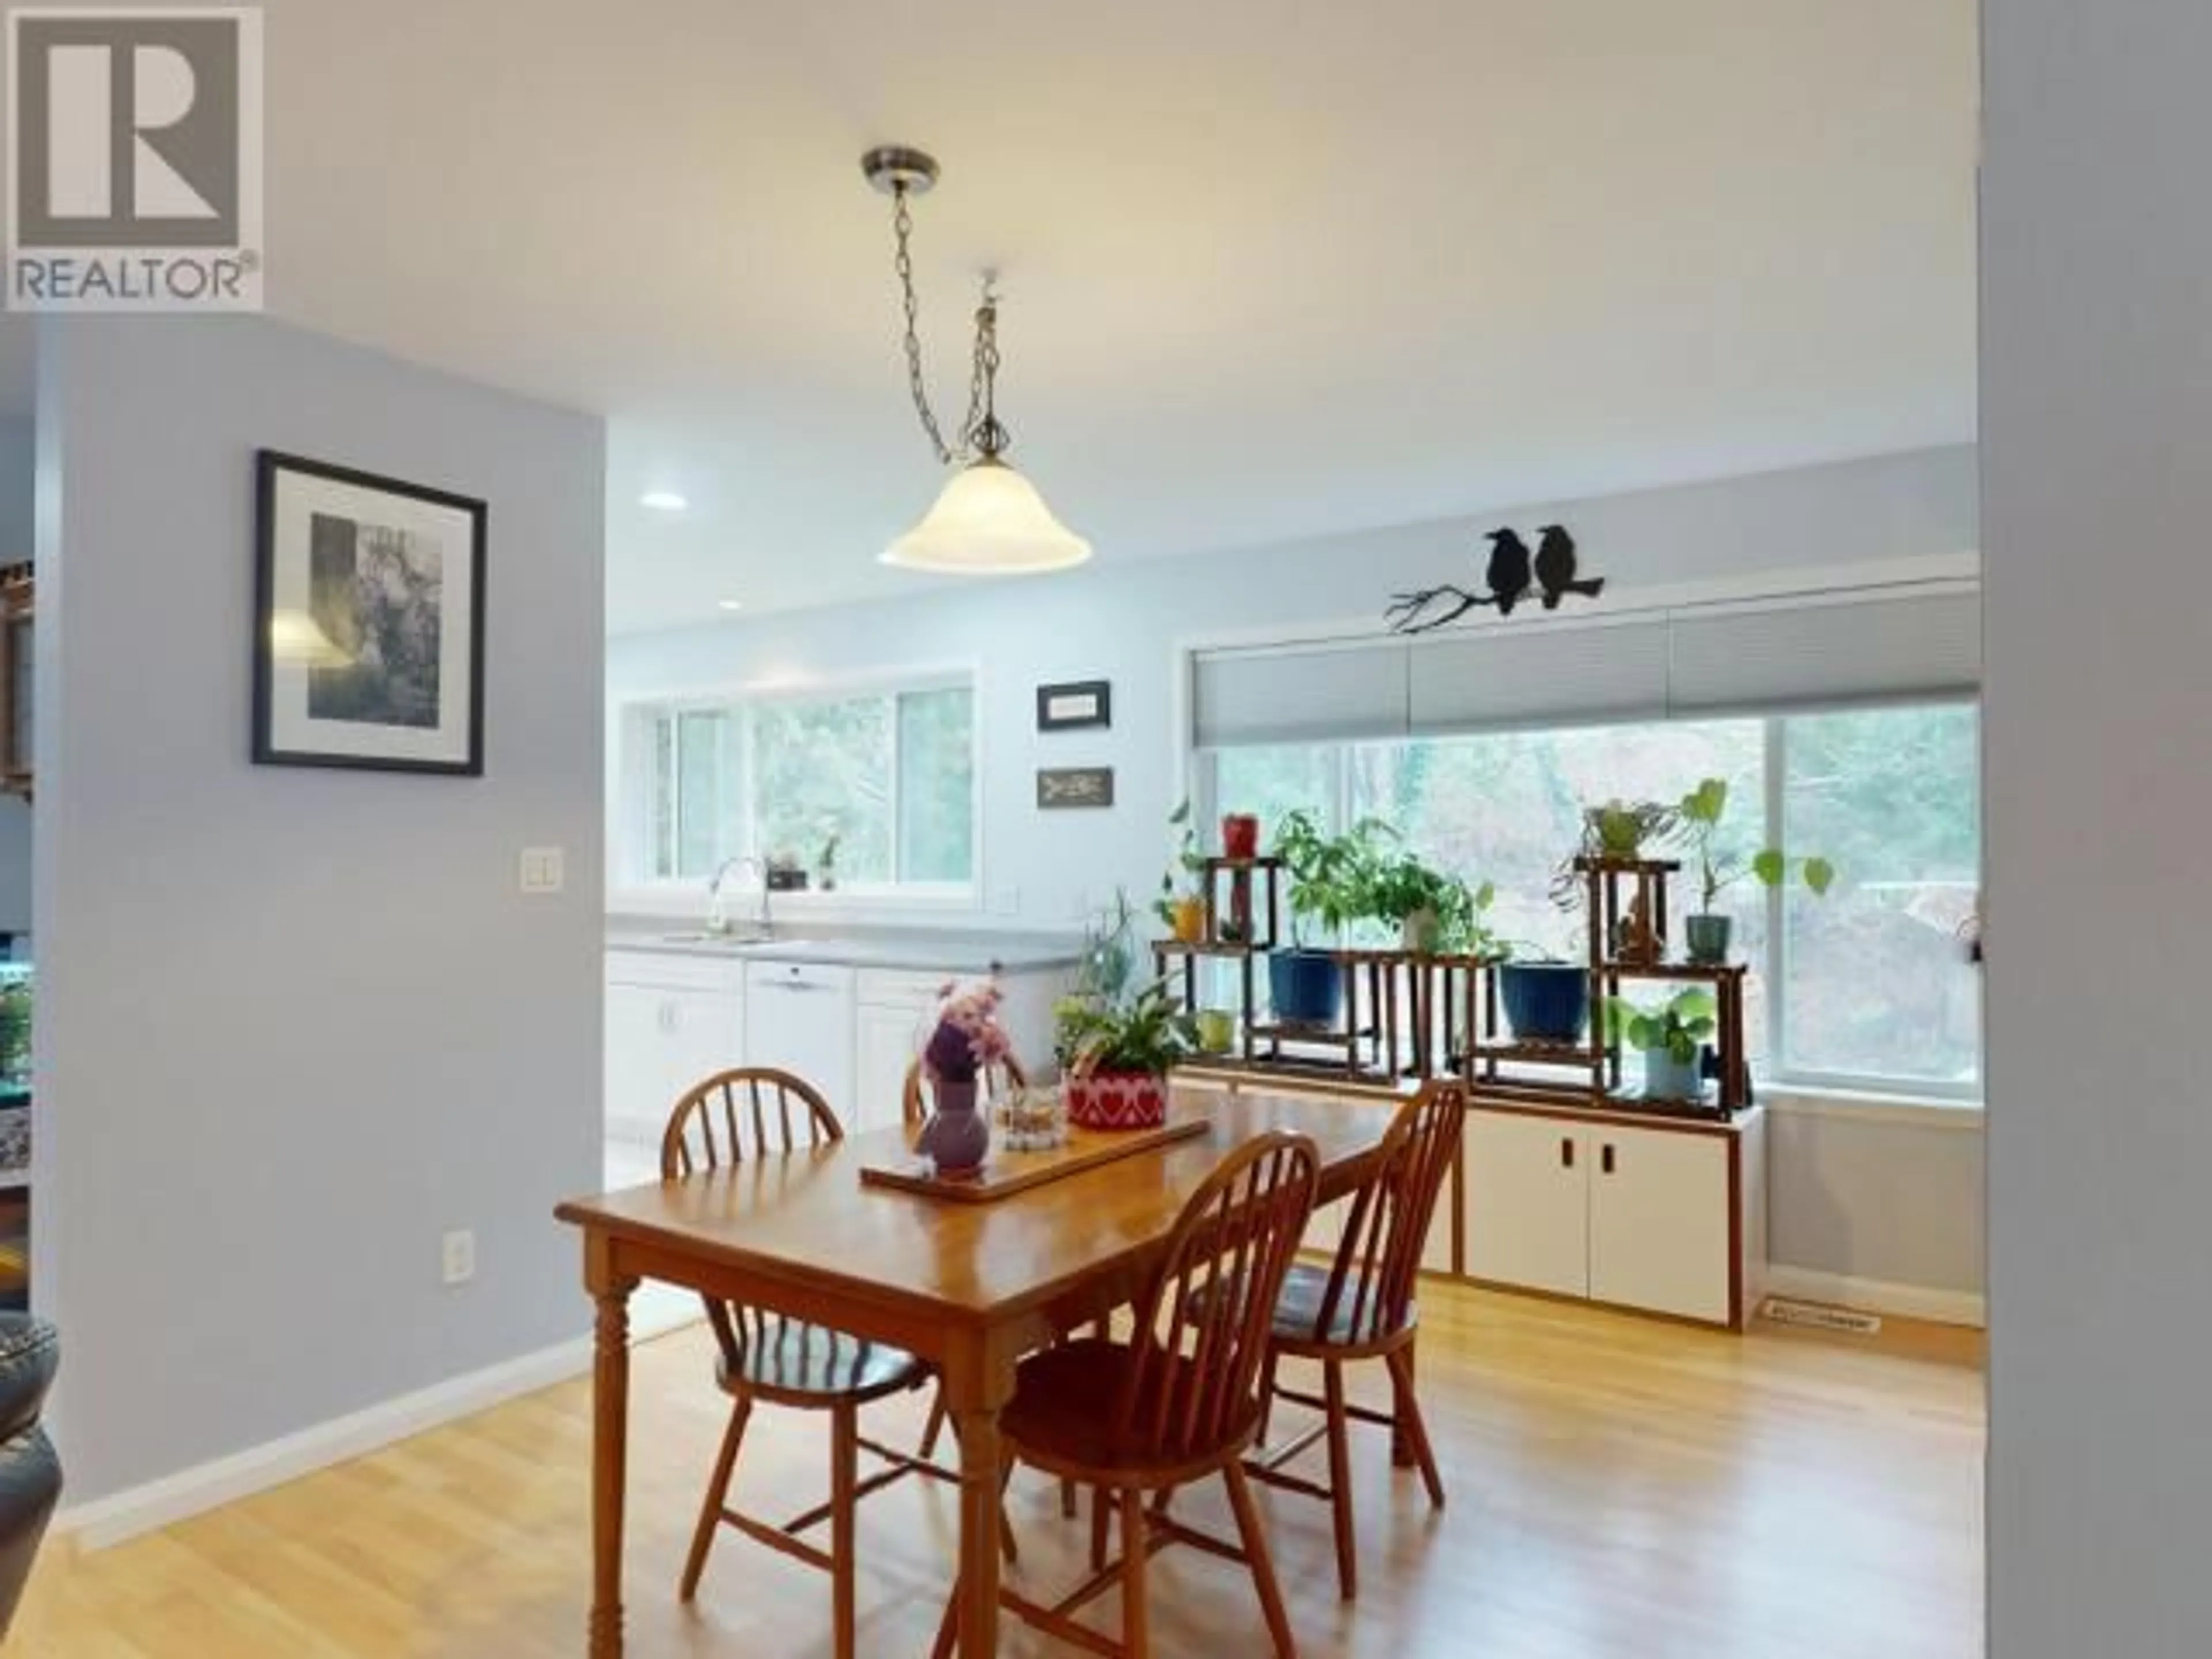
xmin=14 ymin=1282 xmax=1984 ymax=1658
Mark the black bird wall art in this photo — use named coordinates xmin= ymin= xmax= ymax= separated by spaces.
xmin=1533 ymin=524 xmax=1605 ymax=609
xmin=1385 ymin=524 xmax=1606 ymax=634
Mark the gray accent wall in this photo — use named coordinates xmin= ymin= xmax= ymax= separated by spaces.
xmin=1986 ymin=0 xmax=2212 ymax=1650
xmin=32 ymin=317 xmax=605 ymax=1505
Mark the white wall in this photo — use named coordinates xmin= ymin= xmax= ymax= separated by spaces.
xmin=610 ymin=447 xmax=1984 ymax=1309
xmin=33 ymin=317 xmax=605 ymax=1506
xmin=1984 ymin=1 xmax=2212 ymax=1650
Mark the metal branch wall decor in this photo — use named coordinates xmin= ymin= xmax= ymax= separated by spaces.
xmin=1385 ymin=524 xmax=1605 ymax=634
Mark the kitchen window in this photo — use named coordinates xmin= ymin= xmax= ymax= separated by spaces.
xmin=1202 ymin=702 xmax=1981 ymax=1098
xmin=632 ymin=678 xmax=977 ymax=892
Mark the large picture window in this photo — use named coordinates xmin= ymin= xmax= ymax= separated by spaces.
xmin=1205 ymin=702 xmax=1980 ymax=1097
xmin=634 ymin=679 xmax=976 ymax=892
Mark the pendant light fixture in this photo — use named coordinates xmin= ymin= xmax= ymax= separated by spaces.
xmin=862 ymin=146 xmax=1092 ymax=575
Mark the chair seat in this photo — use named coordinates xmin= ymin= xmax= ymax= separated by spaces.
xmin=1270 ymin=1262 xmax=1417 ymax=1349
xmin=1001 ymin=1338 xmax=1256 ymax=1480
xmin=713 ymin=1312 xmax=927 ymax=1404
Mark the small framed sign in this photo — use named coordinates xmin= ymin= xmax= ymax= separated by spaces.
xmin=1037 ymin=767 xmax=1115 ymax=810
xmin=1036 ymin=679 xmax=1111 ymax=732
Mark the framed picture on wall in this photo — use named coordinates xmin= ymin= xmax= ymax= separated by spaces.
xmin=252 ymin=450 xmax=488 ymax=775
xmin=1036 ymin=679 xmax=1111 ymax=732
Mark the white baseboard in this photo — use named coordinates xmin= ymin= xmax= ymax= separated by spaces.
xmin=1762 ymin=1264 xmax=1986 ymax=1329
xmin=55 ymin=1336 xmax=594 ymax=1551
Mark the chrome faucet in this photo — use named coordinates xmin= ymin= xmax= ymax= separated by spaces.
xmin=706 ymin=854 xmax=772 ymax=938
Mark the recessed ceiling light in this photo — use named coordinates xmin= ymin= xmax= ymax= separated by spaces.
xmin=640 ymin=489 xmax=688 ymax=512
xmin=717 ymin=599 xmax=744 ymax=612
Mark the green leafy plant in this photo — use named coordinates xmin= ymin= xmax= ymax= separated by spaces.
xmin=1073 ymin=889 xmax=1142 ymax=1009
xmin=1054 ymin=979 xmax=1198 ymax=1076
xmin=1365 ymin=851 xmax=1502 ymax=956
xmin=1585 ymin=798 xmax=1680 ymax=859
xmin=1676 ymin=777 xmax=1836 ymax=911
xmin=1606 ymin=988 xmax=1718 ymax=1063
xmin=1551 ymin=796 xmax=1681 ymax=909
xmin=1272 ymin=809 xmax=1393 ymax=945
xmin=0 ymin=979 xmax=28 ymax=1084
xmin=1153 ymin=799 xmax=1209 ymax=928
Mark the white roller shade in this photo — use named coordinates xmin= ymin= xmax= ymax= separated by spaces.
xmin=1191 ymin=642 xmax=1408 ymax=748
xmin=1666 ymin=588 xmax=1982 ymax=714
xmin=1190 ymin=582 xmax=1980 ymax=749
xmin=1408 ymin=615 xmax=1672 ymax=736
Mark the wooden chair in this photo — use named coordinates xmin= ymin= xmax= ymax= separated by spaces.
xmin=931 ymin=1130 xmax=1321 ymax=1659
xmin=663 ymin=1066 xmax=1002 ymax=1658
xmin=1246 ymin=1081 xmax=1465 ymax=1601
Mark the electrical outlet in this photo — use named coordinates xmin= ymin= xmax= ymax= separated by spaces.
xmin=441 ymin=1229 xmax=476 ymax=1287
xmin=518 ymin=847 xmax=565 ymax=894
xmin=991 ymin=885 xmax=1020 ymax=916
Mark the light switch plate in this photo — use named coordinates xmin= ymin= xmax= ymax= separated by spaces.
xmin=441 ymin=1229 xmax=476 ymax=1287
xmin=519 ymin=847 xmax=565 ymax=894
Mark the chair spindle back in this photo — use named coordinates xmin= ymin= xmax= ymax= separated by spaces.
xmin=1315 ymin=1081 xmax=1467 ymax=1346
xmin=1116 ymin=1130 xmax=1320 ymax=1462
xmin=660 ymin=1067 xmax=847 ymax=1373
xmin=900 ymin=1054 xmax=1030 ymax=1126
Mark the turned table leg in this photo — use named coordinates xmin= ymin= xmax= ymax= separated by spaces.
xmin=587 ymin=1241 xmax=637 ymax=1658
xmin=943 ymin=1330 xmax=1017 ymax=1659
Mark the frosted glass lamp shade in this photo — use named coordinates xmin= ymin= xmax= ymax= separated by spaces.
xmin=882 ymin=457 xmax=1092 ymax=575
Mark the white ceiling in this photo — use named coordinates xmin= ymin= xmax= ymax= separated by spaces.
xmin=5 ymin=0 xmax=1981 ymax=631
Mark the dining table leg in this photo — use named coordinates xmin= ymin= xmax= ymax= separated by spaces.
xmin=586 ymin=1241 xmax=638 ymax=1658
xmin=946 ymin=1333 xmax=1017 ymax=1658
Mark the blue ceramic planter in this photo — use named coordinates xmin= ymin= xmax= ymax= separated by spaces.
xmin=1498 ymin=963 xmax=1590 ymax=1044
xmin=1268 ymin=949 xmax=1343 ymax=1026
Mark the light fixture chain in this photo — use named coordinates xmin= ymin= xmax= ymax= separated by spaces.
xmin=891 ymin=183 xmax=986 ymax=466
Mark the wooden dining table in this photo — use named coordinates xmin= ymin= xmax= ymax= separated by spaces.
xmin=554 ymin=1085 xmax=1404 ymax=1657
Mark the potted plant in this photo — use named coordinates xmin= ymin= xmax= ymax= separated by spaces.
xmin=1497 ymin=941 xmax=1590 ymax=1046
xmin=1154 ymin=800 xmax=1209 ymax=943
xmin=1268 ymin=809 xmax=1387 ymax=1024
xmin=1548 ymin=795 xmax=1681 ymax=912
xmin=1584 ymin=798 xmax=1679 ymax=861
xmin=1221 ymin=811 xmax=1261 ymax=861
xmin=1055 ymin=979 xmax=1198 ymax=1130
xmin=1366 ymin=851 xmax=1499 ymax=956
xmin=1607 ymin=988 xmax=1718 ymax=1101
xmin=915 ymin=979 xmax=1013 ymax=1175
xmin=1675 ymin=778 xmax=1836 ymax=964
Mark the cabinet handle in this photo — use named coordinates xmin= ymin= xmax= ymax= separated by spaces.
xmin=1560 ymin=1137 xmax=1575 ymax=1169
xmin=1601 ymin=1143 xmax=1616 ymax=1176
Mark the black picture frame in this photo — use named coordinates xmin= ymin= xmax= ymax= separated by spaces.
xmin=1036 ymin=679 xmax=1112 ymax=732
xmin=1037 ymin=767 xmax=1115 ymax=809
xmin=253 ymin=449 xmax=488 ymax=776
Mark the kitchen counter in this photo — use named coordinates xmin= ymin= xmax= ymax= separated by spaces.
xmin=605 ymin=918 xmax=1086 ymax=976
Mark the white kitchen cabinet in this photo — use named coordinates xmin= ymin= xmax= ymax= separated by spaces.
xmin=1464 ymin=1111 xmax=1590 ymax=1300
xmin=744 ymin=961 xmax=858 ymax=1126
xmin=1586 ymin=1124 xmax=1734 ymax=1324
xmin=605 ymin=980 xmax=679 ymax=1139
xmin=855 ymin=999 xmax=929 ymax=1133
xmin=1462 ymin=1104 xmax=1763 ymax=1328
xmin=604 ymin=950 xmax=747 ymax=1140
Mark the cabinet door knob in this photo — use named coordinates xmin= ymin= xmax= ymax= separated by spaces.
xmin=1601 ymin=1143 xmax=1616 ymax=1176
xmin=1560 ymin=1137 xmax=1575 ymax=1169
